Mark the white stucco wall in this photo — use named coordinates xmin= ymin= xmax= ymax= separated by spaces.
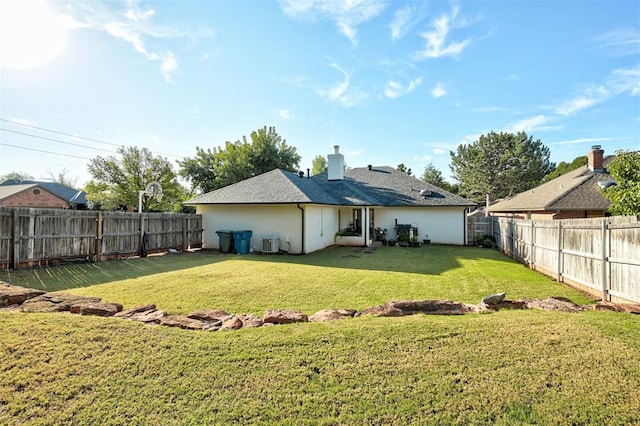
xmin=196 ymin=204 xmax=303 ymax=253
xmin=303 ymin=205 xmax=340 ymax=253
xmin=373 ymin=207 xmax=468 ymax=245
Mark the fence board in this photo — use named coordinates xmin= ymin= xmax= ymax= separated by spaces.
xmin=468 ymin=215 xmax=639 ymax=304
xmin=0 ymin=207 xmax=202 ymax=269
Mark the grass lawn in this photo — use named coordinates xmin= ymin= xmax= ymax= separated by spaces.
xmin=1 ymin=246 xmax=639 ymax=425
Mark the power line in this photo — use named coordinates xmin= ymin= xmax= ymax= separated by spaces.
xmin=0 ymin=118 xmax=185 ymax=159
xmin=0 ymin=143 xmax=93 ymax=160
xmin=1 ymin=128 xmax=118 ymax=154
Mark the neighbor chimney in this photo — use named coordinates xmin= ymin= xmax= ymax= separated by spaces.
xmin=327 ymin=145 xmax=344 ymax=180
xmin=588 ymin=145 xmax=605 ymax=172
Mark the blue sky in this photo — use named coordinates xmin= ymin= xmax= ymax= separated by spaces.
xmin=1 ymin=0 xmax=639 ymax=187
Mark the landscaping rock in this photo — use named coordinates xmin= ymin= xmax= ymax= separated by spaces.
xmin=309 ymin=308 xmax=357 ymax=322
xmin=238 ymin=313 xmax=264 ymax=328
xmin=594 ymin=301 xmax=640 ymax=314
xmin=263 ymin=309 xmax=308 ymax=324
xmin=484 ymin=300 xmax=527 ymax=310
xmin=128 ymin=309 xmax=167 ymax=324
xmin=114 ymin=304 xmax=157 ymax=318
xmin=70 ymin=302 xmax=123 ymax=317
xmin=221 ymin=315 xmax=243 ymax=330
xmin=0 ymin=282 xmax=46 ymax=306
xmin=160 ymin=315 xmax=220 ymax=331
xmin=187 ymin=309 xmax=232 ymax=322
xmin=388 ymin=299 xmax=469 ymax=314
xmin=481 ymin=292 xmax=506 ymax=306
xmin=21 ymin=293 xmax=101 ymax=313
xmin=358 ymin=304 xmax=406 ymax=317
xmin=523 ymin=297 xmax=584 ymax=313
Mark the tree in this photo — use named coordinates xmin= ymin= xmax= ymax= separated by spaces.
xmin=543 ymin=155 xmax=587 ymax=182
xmin=178 ymin=126 xmax=300 ymax=193
xmin=450 ymin=131 xmax=554 ymax=204
xmin=396 ymin=163 xmax=412 ymax=175
xmin=47 ymin=168 xmax=78 ymax=188
xmin=601 ymin=150 xmax=640 ymax=216
xmin=421 ymin=163 xmax=457 ymax=193
xmin=86 ymin=146 xmax=185 ymax=212
xmin=312 ymin=155 xmax=328 ymax=175
xmin=0 ymin=171 xmax=33 ymax=182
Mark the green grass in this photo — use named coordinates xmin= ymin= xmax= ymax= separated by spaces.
xmin=1 ymin=246 xmax=638 ymax=425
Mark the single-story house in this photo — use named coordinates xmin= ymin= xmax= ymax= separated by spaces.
xmin=0 ymin=180 xmax=88 ymax=209
xmin=186 ymin=146 xmax=475 ymax=254
xmin=487 ymin=145 xmax=615 ymax=220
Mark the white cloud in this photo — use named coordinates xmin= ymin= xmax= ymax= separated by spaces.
xmin=384 ymin=77 xmax=423 ymax=99
xmin=317 ymin=63 xmax=366 ymax=107
xmin=390 ymin=5 xmax=414 ymax=41
xmin=125 ymin=0 xmax=155 ymax=22
xmin=416 ymin=5 xmax=471 ymax=59
xmin=506 ymin=115 xmax=553 ymax=133
xmin=279 ymin=109 xmax=293 ymax=119
xmin=433 ymin=148 xmax=446 ymax=155
xmin=556 ymin=96 xmax=600 ymax=116
xmin=550 ymin=137 xmax=614 ymax=146
xmin=607 ymin=65 xmax=640 ymax=96
xmin=431 ymin=82 xmax=446 ymax=98
xmin=160 ymin=52 xmax=178 ymax=83
xmin=593 ymin=28 xmax=640 ymax=57
xmin=279 ymin=0 xmax=387 ymax=45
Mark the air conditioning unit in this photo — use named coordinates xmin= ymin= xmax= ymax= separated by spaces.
xmin=262 ymin=237 xmax=279 ymax=253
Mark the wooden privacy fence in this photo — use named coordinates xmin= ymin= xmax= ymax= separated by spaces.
xmin=479 ymin=215 xmax=639 ymax=304
xmin=0 ymin=207 xmax=203 ymax=270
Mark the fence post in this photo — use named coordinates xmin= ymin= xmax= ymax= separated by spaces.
xmin=182 ymin=216 xmax=188 ymax=251
xmin=510 ymin=219 xmax=516 ymax=259
xmin=530 ymin=221 xmax=535 ymax=269
xmin=95 ymin=211 xmax=103 ymax=261
xmin=12 ymin=209 xmax=20 ymax=270
xmin=557 ymin=221 xmax=563 ymax=282
xmin=601 ymin=218 xmax=609 ymax=301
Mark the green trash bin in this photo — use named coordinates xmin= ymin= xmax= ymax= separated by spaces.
xmin=216 ymin=230 xmax=234 ymax=253
xmin=232 ymin=230 xmax=253 ymax=254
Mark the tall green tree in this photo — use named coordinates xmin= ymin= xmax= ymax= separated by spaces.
xmin=601 ymin=150 xmax=640 ymax=216
xmin=543 ymin=155 xmax=587 ymax=182
xmin=311 ymin=155 xmax=328 ymax=175
xmin=421 ymin=163 xmax=457 ymax=193
xmin=178 ymin=126 xmax=300 ymax=193
xmin=0 ymin=171 xmax=33 ymax=182
xmin=86 ymin=146 xmax=185 ymax=212
xmin=450 ymin=131 xmax=554 ymax=204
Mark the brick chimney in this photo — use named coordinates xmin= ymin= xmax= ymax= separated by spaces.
xmin=588 ymin=145 xmax=605 ymax=172
xmin=327 ymin=145 xmax=344 ymax=180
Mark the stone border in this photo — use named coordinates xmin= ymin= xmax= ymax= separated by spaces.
xmin=2 ymin=283 xmax=638 ymax=333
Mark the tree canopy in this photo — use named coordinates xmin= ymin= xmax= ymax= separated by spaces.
xmin=0 ymin=171 xmax=33 ymax=182
xmin=421 ymin=163 xmax=456 ymax=193
xmin=86 ymin=146 xmax=185 ymax=211
xmin=311 ymin=155 xmax=328 ymax=175
xmin=450 ymin=131 xmax=554 ymax=204
xmin=178 ymin=126 xmax=300 ymax=193
xmin=601 ymin=150 xmax=640 ymax=216
xmin=543 ymin=155 xmax=587 ymax=182
xmin=396 ymin=163 xmax=412 ymax=175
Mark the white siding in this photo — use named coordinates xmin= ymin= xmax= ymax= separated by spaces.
xmin=196 ymin=205 xmax=303 ymax=253
xmin=303 ymin=205 xmax=340 ymax=252
xmin=374 ymin=207 xmax=467 ymax=245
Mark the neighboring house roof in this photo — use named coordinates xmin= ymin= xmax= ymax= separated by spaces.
xmin=0 ymin=180 xmax=88 ymax=206
xmin=186 ymin=166 xmax=475 ymax=208
xmin=487 ymin=159 xmax=614 ymax=212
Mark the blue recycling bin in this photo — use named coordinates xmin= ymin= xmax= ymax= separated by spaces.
xmin=216 ymin=230 xmax=234 ymax=253
xmin=232 ymin=230 xmax=253 ymax=254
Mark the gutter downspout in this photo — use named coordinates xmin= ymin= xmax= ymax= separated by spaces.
xmin=297 ymin=203 xmax=305 ymax=254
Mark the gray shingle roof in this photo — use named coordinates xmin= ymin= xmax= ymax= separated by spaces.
xmin=186 ymin=166 xmax=475 ymax=207
xmin=487 ymin=162 xmax=614 ymax=212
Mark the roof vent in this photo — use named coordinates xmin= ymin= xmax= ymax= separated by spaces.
xmin=420 ymin=189 xmax=432 ymax=198
xmin=597 ymin=180 xmax=617 ymax=189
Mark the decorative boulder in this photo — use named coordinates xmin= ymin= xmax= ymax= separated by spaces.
xmin=481 ymin=292 xmax=506 ymax=306
xmin=0 ymin=282 xmax=46 ymax=307
xmin=160 ymin=315 xmax=220 ymax=331
xmin=309 ymin=309 xmax=357 ymax=322
xmin=523 ymin=297 xmax=584 ymax=313
xmin=221 ymin=315 xmax=244 ymax=330
xmin=21 ymin=293 xmax=101 ymax=313
xmin=114 ymin=304 xmax=157 ymax=319
xmin=238 ymin=313 xmax=264 ymax=328
xmin=263 ymin=309 xmax=308 ymax=324
xmin=70 ymin=302 xmax=123 ymax=317
xmin=187 ymin=309 xmax=232 ymax=322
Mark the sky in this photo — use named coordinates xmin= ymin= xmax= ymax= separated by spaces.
xmin=1 ymin=0 xmax=639 ymax=189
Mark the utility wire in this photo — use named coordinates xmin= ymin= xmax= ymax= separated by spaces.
xmin=0 ymin=118 xmax=185 ymax=159
xmin=0 ymin=143 xmax=92 ymax=160
xmin=1 ymin=128 xmax=117 ymax=154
